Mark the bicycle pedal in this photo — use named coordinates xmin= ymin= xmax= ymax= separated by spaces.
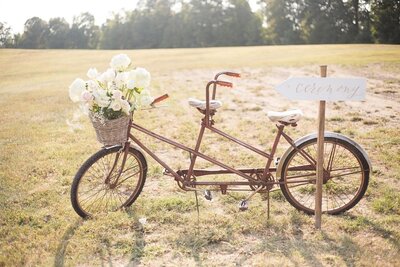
xmin=204 ymin=190 xmax=212 ymax=201
xmin=163 ymin=168 xmax=173 ymax=177
xmin=239 ymin=200 xmax=248 ymax=211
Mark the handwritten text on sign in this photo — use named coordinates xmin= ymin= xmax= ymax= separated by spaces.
xmin=275 ymin=77 xmax=366 ymax=101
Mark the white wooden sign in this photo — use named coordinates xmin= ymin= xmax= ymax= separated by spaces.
xmin=276 ymin=77 xmax=366 ymax=101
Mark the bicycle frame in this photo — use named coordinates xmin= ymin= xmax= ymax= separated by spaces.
xmin=126 ymin=114 xmax=316 ymax=193
xmin=113 ymin=73 xmax=318 ymax=193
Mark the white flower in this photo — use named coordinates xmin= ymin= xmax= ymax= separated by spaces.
xmin=121 ymin=99 xmax=131 ymax=114
xmin=141 ymin=89 xmax=151 ymax=96
xmin=112 ymin=90 xmax=122 ymax=99
xmin=87 ymin=80 xmax=100 ymax=92
xmin=93 ymin=89 xmax=110 ymax=108
xmin=138 ymin=218 xmax=147 ymax=225
xmin=81 ymin=90 xmax=94 ymax=102
xmin=140 ymin=94 xmax=154 ymax=107
xmin=87 ymin=68 xmax=99 ymax=79
xmin=126 ymin=70 xmax=136 ymax=89
xmin=115 ymin=72 xmax=129 ymax=88
xmin=110 ymin=100 xmax=122 ymax=111
xmin=134 ymin=67 xmax=151 ymax=88
xmin=110 ymin=54 xmax=131 ymax=72
xmin=104 ymin=68 xmax=116 ymax=83
xmin=98 ymin=68 xmax=115 ymax=84
xmin=69 ymin=78 xmax=86 ymax=103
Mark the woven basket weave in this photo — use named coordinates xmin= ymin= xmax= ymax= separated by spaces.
xmin=89 ymin=114 xmax=130 ymax=146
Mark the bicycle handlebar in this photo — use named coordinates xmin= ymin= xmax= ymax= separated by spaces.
xmin=215 ymin=81 xmax=233 ymax=88
xmin=224 ymin=72 xmax=241 ymax=78
xmin=214 ymin=71 xmax=241 ymax=80
xmin=150 ymin=94 xmax=169 ymax=106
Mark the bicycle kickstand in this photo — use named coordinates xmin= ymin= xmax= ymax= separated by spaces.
xmin=238 ymin=186 xmax=265 ymax=212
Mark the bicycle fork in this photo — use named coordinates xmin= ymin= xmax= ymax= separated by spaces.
xmin=104 ymin=142 xmax=130 ymax=188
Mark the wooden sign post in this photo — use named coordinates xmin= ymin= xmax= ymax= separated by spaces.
xmin=275 ymin=66 xmax=366 ymax=229
xmin=315 ymin=66 xmax=327 ymax=229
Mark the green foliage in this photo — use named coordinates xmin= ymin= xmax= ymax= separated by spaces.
xmin=373 ymin=189 xmax=400 ymax=214
xmin=371 ymin=0 xmax=400 ymax=44
xmin=5 ymin=0 xmax=398 ymax=49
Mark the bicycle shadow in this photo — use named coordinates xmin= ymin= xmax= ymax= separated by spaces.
xmin=54 ymin=219 xmax=83 ymax=267
xmin=54 ymin=210 xmax=146 ymax=267
xmin=257 ymin=215 xmax=360 ymax=267
xmin=125 ymin=208 xmax=146 ymax=266
xmin=343 ymin=214 xmax=400 ymax=249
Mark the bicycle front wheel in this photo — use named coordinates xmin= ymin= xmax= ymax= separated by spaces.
xmin=71 ymin=146 xmax=147 ymax=218
xmin=279 ymin=137 xmax=369 ymax=215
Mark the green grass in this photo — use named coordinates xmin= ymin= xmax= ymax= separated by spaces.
xmin=1 ymin=44 xmax=400 ymax=266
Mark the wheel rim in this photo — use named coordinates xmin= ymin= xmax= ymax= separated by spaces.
xmin=282 ymin=140 xmax=366 ymax=214
xmin=76 ymin=150 xmax=143 ymax=216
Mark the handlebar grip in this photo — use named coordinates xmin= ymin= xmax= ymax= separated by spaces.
xmin=151 ymin=93 xmax=169 ymax=106
xmin=216 ymin=81 xmax=233 ymax=88
xmin=225 ymin=72 xmax=241 ymax=78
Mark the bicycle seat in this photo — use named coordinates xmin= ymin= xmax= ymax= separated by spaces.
xmin=267 ymin=109 xmax=303 ymax=124
xmin=188 ymin=98 xmax=222 ymax=110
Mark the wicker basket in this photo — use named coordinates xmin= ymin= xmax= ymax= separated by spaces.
xmin=89 ymin=114 xmax=130 ymax=146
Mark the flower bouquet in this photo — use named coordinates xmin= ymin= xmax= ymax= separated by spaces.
xmin=69 ymin=54 xmax=154 ymax=146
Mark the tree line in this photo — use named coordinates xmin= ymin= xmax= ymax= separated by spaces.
xmin=1 ymin=0 xmax=399 ymax=49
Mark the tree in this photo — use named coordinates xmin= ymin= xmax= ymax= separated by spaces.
xmin=69 ymin=12 xmax=100 ymax=49
xmin=263 ymin=0 xmax=305 ymax=45
xmin=371 ymin=0 xmax=400 ymax=43
xmin=47 ymin=18 xmax=70 ymax=48
xmin=0 ymin=22 xmax=14 ymax=48
xmin=219 ymin=0 xmax=263 ymax=46
xmin=301 ymin=0 xmax=354 ymax=44
xmin=19 ymin=17 xmax=49 ymax=48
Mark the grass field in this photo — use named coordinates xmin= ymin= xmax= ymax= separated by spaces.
xmin=0 ymin=44 xmax=399 ymax=266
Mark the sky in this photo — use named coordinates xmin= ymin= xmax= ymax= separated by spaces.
xmin=0 ymin=0 xmax=140 ymax=33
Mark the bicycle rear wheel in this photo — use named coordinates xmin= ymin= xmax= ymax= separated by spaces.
xmin=71 ymin=146 xmax=147 ymax=218
xmin=279 ymin=137 xmax=369 ymax=215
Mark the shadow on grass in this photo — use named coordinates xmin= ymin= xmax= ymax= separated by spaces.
xmin=54 ymin=219 xmax=83 ymax=267
xmin=255 ymin=214 xmax=360 ymax=266
xmin=343 ymin=214 xmax=400 ymax=249
xmin=126 ymin=208 xmax=146 ymax=266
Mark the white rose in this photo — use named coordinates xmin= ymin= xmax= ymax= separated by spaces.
xmin=141 ymin=89 xmax=151 ymax=96
xmin=115 ymin=72 xmax=129 ymax=88
xmin=110 ymin=54 xmax=131 ymax=72
xmin=104 ymin=68 xmax=116 ymax=83
xmin=121 ymin=99 xmax=131 ymax=114
xmin=140 ymin=94 xmax=154 ymax=107
xmin=134 ymin=67 xmax=151 ymax=88
xmin=69 ymin=78 xmax=86 ymax=103
xmin=110 ymin=100 xmax=122 ymax=111
xmin=87 ymin=80 xmax=100 ymax=92
xmin=112 ymin=90 xmax=122 ymax=99
xmin=97 ymin=68 xmax=115 ymax=84
xmin=87 ymin=68 xmax=99 ymax=79
xmin=93 ymin=89 xmax=110 ymax=108
xmin=81 ymin=90 xmax=94 ymax=102
xmin=126 ymin=70 xmax=136 ymax=89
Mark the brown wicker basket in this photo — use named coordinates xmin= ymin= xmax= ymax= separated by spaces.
xmin=89 ymin=114 xmax=130 ymax=146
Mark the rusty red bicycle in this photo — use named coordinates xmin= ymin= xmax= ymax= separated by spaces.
xmin=71 ymin=72 xmax=371 ymax=218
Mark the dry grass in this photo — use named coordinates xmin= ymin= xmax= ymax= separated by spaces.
xmin=0 ymin=44 xmax=399 ymax=266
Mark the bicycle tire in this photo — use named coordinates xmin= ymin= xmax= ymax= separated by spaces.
xmin=71 ymin=146 xmax=147 ymax=218
xmin=279 ymin=137 xmax=369 ymax=215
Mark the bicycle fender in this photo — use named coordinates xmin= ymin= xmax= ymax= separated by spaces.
xmin=103 ymin=144 xmax=148 ymax=163
xmin=275 ymin=132 xmax=372 ymax=179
